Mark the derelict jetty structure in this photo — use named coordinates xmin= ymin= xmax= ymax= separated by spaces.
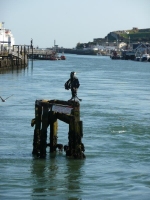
xmin=31 ymin=99 xmax=85 ymax=159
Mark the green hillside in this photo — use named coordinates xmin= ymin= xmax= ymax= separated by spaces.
xmin=108 ymin=28 xmax=150 ymax=43
xmin=76 ymin=28 xmax=150 ymax=49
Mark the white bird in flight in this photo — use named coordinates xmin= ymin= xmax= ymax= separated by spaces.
xmin=0 ymin=95 xmax=13 ymax=102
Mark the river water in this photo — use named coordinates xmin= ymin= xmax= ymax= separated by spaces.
xmin=0 ymin=55 xmax=150 ymax=200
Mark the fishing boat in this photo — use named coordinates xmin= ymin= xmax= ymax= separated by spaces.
xmin=60 ymin=52 xmax=66 ymax=60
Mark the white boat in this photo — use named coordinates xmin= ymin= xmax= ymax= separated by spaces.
xmin=135 ymin=56 xmax=141 ymax=61
xmin=141 ymin=54 xmax=150 ymax=62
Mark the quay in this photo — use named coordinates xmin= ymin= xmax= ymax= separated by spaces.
xmin=0 ymin=45 xmax=29 ymax=71
xmin=0 ymin=46 xmax=66 ymax=71
xmin=110 ymin=50 xmax=150 ymax=61
xmin=110 ymin=50 xmax=136 ymax=60
xmin=110 ymin=43 xmax=150 ymax=61
xmin=31 ymin=99 xmax=85 ymax=159
xmin=28 ymin=48 xmax=52 ymax=60
xmin=28 ymin=49 xmax=66 ymax=60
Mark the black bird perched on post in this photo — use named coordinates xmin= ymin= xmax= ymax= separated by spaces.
xmin=0 ymin=95 xmax=13 ymax=102
xmin=64 ymin=71 xmax=81 ymax=101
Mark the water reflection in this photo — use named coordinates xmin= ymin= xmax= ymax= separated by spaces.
xmin=0 ymin=66 xmax=26 ymax=75
xmin=30 ymin=154 xmax=57 ymax=198
xmin=30 ymin=154 xmax=84 ymax=199
xmin=66 ymin=159 xmax=84 ymax=200
xmin=0 ymin=60 xmax=34 ymax=76
xmin=29 ymin=59 xmax=34 ymax=75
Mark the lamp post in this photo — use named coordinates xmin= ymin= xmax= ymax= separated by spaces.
xmin=2 ymin=22 xmax=4 ymax=51
xmin=31 ymin=38 xmax=33 ymax=64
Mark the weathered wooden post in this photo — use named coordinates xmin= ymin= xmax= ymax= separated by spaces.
xmin=20 ymin=45 xmax=22 ymax=67
xmin=67 ymin=102 xmax=85 ymax=159
xmin=49 ymin=111 xmax=58 ymax=152
xmin=11 ymin=54 xmax=13 ymax=68
xmin=31 ymin=99 xmax=85 ymax=159
xmin=32 ymin=101 xmax=42 ymax=156
xmin=24 ymin=46 xmax=25 ymax=67
xmin=40 ymin=104 xmax=49 ymax=158
xmin=31 ymin=38 xmax=33 ymax=64
xmin=17 ymin=45 xmax=19 ymax=67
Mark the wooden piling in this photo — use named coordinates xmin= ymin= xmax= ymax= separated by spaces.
xmin=0 ymin=45 xmax=29 ymax=71
xmin=31 ymin=99 xmax=85 ymax=159
xmin=24 ymin=46 xmax=25 ymax=67
xmin=32 ymin=103 xmax=42 ymax=156
xmin=40 ymin=104 xmax=49 ymax=158
xmin=67 ymin=103 xmax=85 ymax=158
xmin=49 ymin=112 xmax=58 ymax=153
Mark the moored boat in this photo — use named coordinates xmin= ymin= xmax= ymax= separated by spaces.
xmin=135 ymin=56 xmax=141 ymax=61
xmin=60 ymin=52 xmax=66 ymax=60
xmin=141 ymin=54 xmax=150 ymax=62
xmin=61 ymin=55 xmax=66 ymax=60
xmin=110 ymin=51 xmax=121 ymax=59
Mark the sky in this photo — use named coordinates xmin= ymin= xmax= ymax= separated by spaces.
xmin=0 ymin=0 xmax=150 ymax=48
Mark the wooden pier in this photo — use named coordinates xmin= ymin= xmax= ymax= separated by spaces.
xmin=31 ymin=99 xmax=85 ymax=159
xmin=0 ymin=45 xmax=29 ymax=70
xmin=28 ymin=49 xmax=66 ymax=60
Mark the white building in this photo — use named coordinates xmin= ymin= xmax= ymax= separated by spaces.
xmin=118 ymin=42 xmax=127 ymax=49
xmin=0 ymin=22 xmax=15 ymax=50
xmin=94 ymin=42 xmax=127 ymax=52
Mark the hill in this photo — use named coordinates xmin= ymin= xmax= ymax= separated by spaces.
xmin=76 ymin=27 xmax=150 ymax=49
xmin=108 ymin=27 xmax=150 ymax=43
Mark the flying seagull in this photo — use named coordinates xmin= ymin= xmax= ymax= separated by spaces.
xmin=0 ymin=95 xmax=13 ymax=102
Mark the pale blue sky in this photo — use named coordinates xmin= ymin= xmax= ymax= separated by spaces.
xmin=0 ymin=0 xmax=150 ymax=48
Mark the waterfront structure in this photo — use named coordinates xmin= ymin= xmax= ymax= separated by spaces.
xmin=31 ymin=99 xmax=85 ymax=159
xmin=133 ymin=43 xmax=150 ymax=61
xmin=133 ymin=43 xmax=150 ymax=54
xmin=0 ymin=45 xmax=29 ymax=70
xmin=0 ymin=22 xmax=15 ymax=51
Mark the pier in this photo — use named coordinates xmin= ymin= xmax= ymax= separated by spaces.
xmin=31 ymin=99 xmax=85 ymax=159
xmin=28 ymin=49 xmax=53 ymax=60
xmin=0 ymin=45 xmax=29 ymax=70
xmin=28 ymin=49 xmax=66 ymax=60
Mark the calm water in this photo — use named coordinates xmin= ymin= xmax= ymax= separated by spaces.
xmin=0 ymin=55 xmax=150 ymax=200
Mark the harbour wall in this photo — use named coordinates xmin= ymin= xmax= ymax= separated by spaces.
xmin=58 ymin=48 xmax=98 ymax=55
xmin=0 ymin=48 xmax=28 ymax=71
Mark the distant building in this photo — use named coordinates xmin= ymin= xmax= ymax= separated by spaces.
xmin=118 ymin=42 xmax=127 ymax=49
xmin=0 ymin=22 xmax=15 ymax=50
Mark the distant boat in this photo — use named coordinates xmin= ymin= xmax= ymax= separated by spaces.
xmin=110 ymin=51 xmax=121 ymax=59
xmin=60 ymin=52 xmax=66 ymax=60
xmin=135 ymin=56 xmax=141 ymax=61
xmin=141 ymin=54 xmax=150 ymax=62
